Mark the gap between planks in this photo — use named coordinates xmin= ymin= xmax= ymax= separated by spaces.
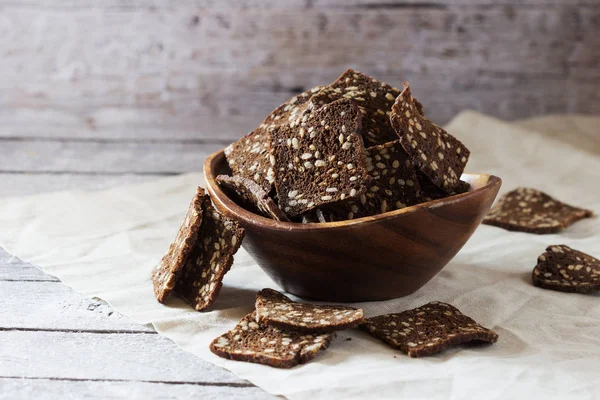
xmin=0 ymin=376 xmax=254 ymax=388
xmin=0 ymin=327 xmax=157 ymax=334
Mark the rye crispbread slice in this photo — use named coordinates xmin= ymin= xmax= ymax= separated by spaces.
xmin=307 ymin=69 xmax=402 ymax=146
xmin=151 ymin=187 xmax=205 ymax=303
xmin=322 ymin=140 xmax=422 ymax=220
xmin=216 ymin=174 xmax=289 ymax=222
xmin=210 ymin=311 xmax=334 ymax=368
xmin=255 ymin=289 xmax=364 ymax=333
xmin=533 ymin=245 xmax=600 ymax=293
xmin=483 ymin=187 xmax=593 ymax=234
xmin=224 ymin=129 xmax=274 ymax=193
xmin=360 ymin=302 xmax=498 ymax=358
xmin=390 ymin=83 xmax=471 ymax=193
xmin=270 ymin=98 xmax=369 ymax=217
xmin=175 ymin=197 xmax=245 ymax=311
xmin=224 ymin=86 xmax=326 ymax=192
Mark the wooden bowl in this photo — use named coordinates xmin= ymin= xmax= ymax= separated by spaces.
xmin=204 ymin=150 xmax=501 ymax=302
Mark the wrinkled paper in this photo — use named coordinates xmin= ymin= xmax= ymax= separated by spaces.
xmin=1 ymin=112 xmax=599 ymax=399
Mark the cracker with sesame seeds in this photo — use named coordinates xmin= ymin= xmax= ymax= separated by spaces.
xmin=216 ymin=174 xmax=289 ymax=222
xmin=391 ymin=82 xmax=471 ymax=193
xmin=483 ymin=187 xmax=593 ymax=234
xmin=533 ymin=245 xmax=600 ymax=293
xmin=270 ymin=98 xmax=369 ymax=217
xmin=255 ymin=289 xmax=364 ymax=333
xmin=224 ymin=129 xmax=274 ymax=192
xmin=175 ymin=197 xmax=245 ymax=311
xmin=360 ymin=302 xmax=498 ymax=358
xmin=210 ymin=311 xmax=334 ymax=369
xmin=307 ymin=68 xmax=402 ymax=147
xmin=224 ymin=86 xmax=326 ymax=192
xmin=151 ymin=187 xmax=205 ymax=304
xmin=323 ymin=140 xmax=422 ymax=220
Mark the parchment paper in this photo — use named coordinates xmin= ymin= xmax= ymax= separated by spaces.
xmin=1 ymin=111 xmax=599 ymax=399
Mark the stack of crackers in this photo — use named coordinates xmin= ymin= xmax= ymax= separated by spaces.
xmin=149 ymin=68 xmax=596 ymax=369
xmin=219 ymin=69 xmax=472 ymax=223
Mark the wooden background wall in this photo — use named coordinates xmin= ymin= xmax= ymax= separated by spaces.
xmin=1 ymin=0 xmax=599 ymax=194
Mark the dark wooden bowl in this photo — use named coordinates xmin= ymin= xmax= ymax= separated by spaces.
xmin=204 ymin=150 xmax=501 ymax=302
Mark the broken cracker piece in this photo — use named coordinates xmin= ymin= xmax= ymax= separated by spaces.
xmin=360 ymin=301 xmax=498 ymax=358
xmin=483 ymin=187 xmax=593 ymax=234
xmin=216 ymin=174 xmax=289 ymax=221
xmin=256 ymin=288 xmax=364 ymax=333
xmin=151 ymin=187 xmax=205 ymax=303
xmin=533 ymin=245 xmax=600 ymax=293
xmin=210 ymin=311 xmax=334 ymax=368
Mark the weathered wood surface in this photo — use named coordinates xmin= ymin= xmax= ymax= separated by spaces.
xmin=2 ymin=139 xmax=225 ymax=173
xmin=0 ymin=248 xmax=274 ymax=399
xmin=0 ymin=379 xmax=267 ymax=400
xmin=0 ymin=1 xmax=598 ymax=143
xmin=0 ymin=173 xmax=159 ymax=198
xmin=0 ymin=281 xmax=156 ymax=332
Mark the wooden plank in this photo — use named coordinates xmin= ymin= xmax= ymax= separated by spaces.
xmin=0 ymin=280 xmax=156 ymax=332
xmin=0 ymin=330 xmax=251 ymax=384
xmin=0 ymin=172 xmax=159 ymax=198
xmin=3 ymin=0 xmax=597 ymax=9
xmin=0 ymin=378 xmax=271 ymax=400
xmin=0 ymin=6 xmax=597 ymax=134
xmin=0 ymin=250 xmax=58 ymax=281
xmin=1 ymin=139 xmax=225 ymax=174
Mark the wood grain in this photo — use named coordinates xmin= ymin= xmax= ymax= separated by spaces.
xmin=0 ymin=172 xmax=159 ymax=198
xmin=0 ymin=281 xmax=156 ymax=332
xmin=0 ymin=254 xmax=58 ymax=281
xmin=0 ymin=330 xmax=249 ymax=384
xmin=0 ymin=379 xmax=270 ymax=400
xmin=0 ymin=3 xmax=597 ymax=143
xmin=1 ymin=139 xmax=225 ymax=174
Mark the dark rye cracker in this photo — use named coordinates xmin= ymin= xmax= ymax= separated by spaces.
xmin=224 ymin=86 xmax=326 ymax=192
xmin=216 ymin=174 xmax=289 ymax=222
xmin=483 ymin=187 xmax=593 ymax=234
xmin=151 ymin=187 xmax=205 ymax=303
xmin=307 ymin=69 xmax=402 ymax=146
xmin=271 ymin=98 xmax=369 ymax=217
xmin=360 ymin=302 xmax=498 ymax=358
xmin=533 ymin=245 xmax=600 ymax=293
xmin=321 ymin=140 xmax=422 ymax=220
xmin=224 ymin=129 xmax=274 ymax=193
xmin=255 ymin=289 xmax=364 ymax=333
xmin=175 ymin=197 xmax=245 ymax=311
xmin=210 ymin=312 xmax=334 ymax=369
xmin=391 ymin=82 xmax=471 ymax=193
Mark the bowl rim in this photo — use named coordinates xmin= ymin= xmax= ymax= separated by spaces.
xmin=204 ymin=149 xmax=502 ymax=232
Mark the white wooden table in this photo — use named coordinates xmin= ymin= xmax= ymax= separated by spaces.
xmin=0 ymin=136 xmax=274 ymax=399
